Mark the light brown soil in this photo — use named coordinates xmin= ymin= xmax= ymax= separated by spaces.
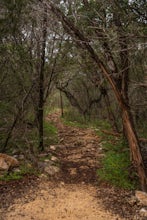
xmin=0 ymin=112 xmax=141 ymax=220
xmin=4 ymin=182 xmax=123 ymax=220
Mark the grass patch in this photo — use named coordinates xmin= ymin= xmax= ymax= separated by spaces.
xmin=62 ymin=118 xmax=88 ymax=128
xmin=98 ymin=151 xmax=137 ymax=189
xmin=0 ymin=172 xmax=23 ymax=181
xmin=97 ymin=136 xmax=138 ymax=190
xmin=0 ymin=163 xmax=39 ymax=181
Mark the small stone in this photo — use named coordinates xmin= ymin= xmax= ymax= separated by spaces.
xmin=80 ymin=165 xmax=88 ymax=170
xmin=60 ymin=138 xmax=64 ymax=143
xmin=13 ymin=155 xmax=19 ymax=158
xmin=51 ymin=156 xmax=58 ymax=162
xmin=40 ymin=190 xmax=47 ymax=194
xmin=135 ymin=191 xmax=147 ymax=206
xmin=44 ymin=159 xmax=50 ymax=162
xmin=60 ymin=181 xmax=65 ymax=186
xmin=139 ymin=208 xmax=147 ymax=217
xmin=50 ymin=145 xmax=56 ymax=151
xmin=69 ymin=168 xmax=77 ymax=175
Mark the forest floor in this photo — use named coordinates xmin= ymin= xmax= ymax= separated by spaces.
xmin=0 ymin=112 xmax=142 ymax=220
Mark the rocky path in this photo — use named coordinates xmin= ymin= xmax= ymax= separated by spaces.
xmin=48 ymin=112 xmax=103 ymax=185
xmin=0 ymin=112 xmax=143 ymax=220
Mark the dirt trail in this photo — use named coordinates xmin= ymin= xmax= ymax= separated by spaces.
xmin=48 ymin=112 xmax=102 ymax=185
xmin=0 ymin=112 xmax=138 ymax=220
xmin=3 ymin=182 xmax=123 ymax=220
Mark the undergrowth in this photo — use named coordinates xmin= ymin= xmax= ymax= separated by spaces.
xmin=0 ymin=163 xmax=39 ymax=181
xmin=62 ymin=109 xmax=88 ymax=128
xmin=5 ymin=121 xmax=58 ymax=155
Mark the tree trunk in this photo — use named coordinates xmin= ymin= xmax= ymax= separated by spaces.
xmin=38 ymin=3 xmax=47 ymax=151
xmin=122 ymin=109 xmax=147 ymax=191
xmin=100 ymin=65 xmax=147 ymax=191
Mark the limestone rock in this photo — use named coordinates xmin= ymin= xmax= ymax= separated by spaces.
xmin=0 ymin=153 xmax=19 ymax=171
xmin=139 ymin=208 xmax=147 ymax=217
xmin=0 ymin=158 xmax=9 ymax=170
xmin=44 ymin=159 xmax=51 ymax=162
xmin=60 ymin=181 xmax=65 ymax=186
xmin=51 ymin=156 xmax=58 ymax=162
xmin=50 ymin=145 xmax=56 ymax=151
xmin=69 ymin=168 xmax=77 ymax=175
xmin=135 ymin=191 xmax=147 ymax=206
xmin=80 ymin=165 xmax=89 ymax=170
